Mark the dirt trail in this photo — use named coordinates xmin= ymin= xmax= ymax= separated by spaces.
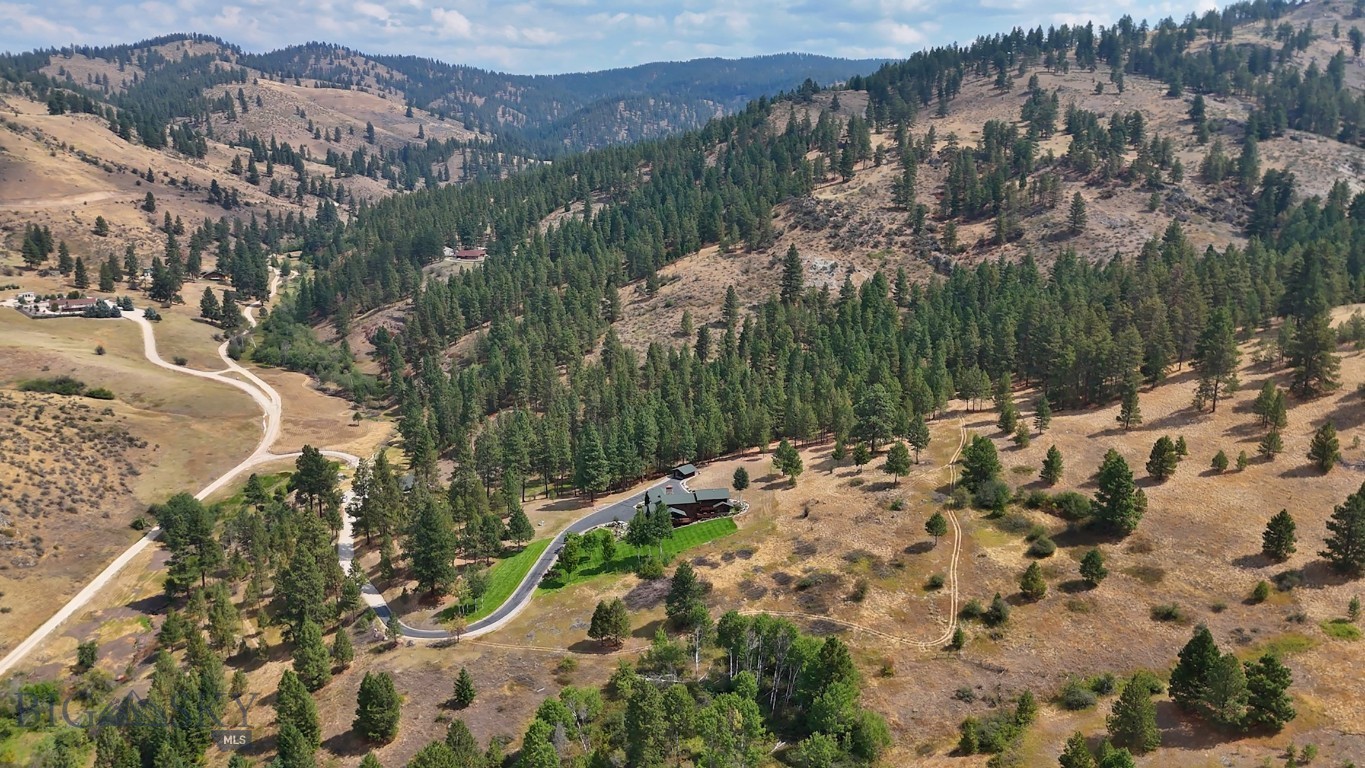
xmin=738 ymin=418 xmax=969 ymax=650
xmin=4 ymin=190 xmax=123 ymax=211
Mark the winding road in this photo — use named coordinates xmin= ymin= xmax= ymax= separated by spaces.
xmin=0 ymin=279 xmax=976 ymax=673
xmin=0 ymin=282 xmax=671 ymax=673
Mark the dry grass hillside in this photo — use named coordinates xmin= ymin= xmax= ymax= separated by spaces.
xmin=0 ymin=38 xmax=483 ymax=270
xmin=608 ymin=1 xmax=1365 ymax=355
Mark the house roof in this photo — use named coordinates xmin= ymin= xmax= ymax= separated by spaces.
xmin=456 ymin=248 xmax=486 ymax=259
xmin=56 ymin=298 xmax=97 ymax=309
xmin=673 ymin=463 xmax=697 ymax=477
xmin=643 ymin=488 xmax=729 ymax=508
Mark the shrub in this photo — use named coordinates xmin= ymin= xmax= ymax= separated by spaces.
xmin=1058 ymin=677 xmax=1098 ymax=710
xmin=925 ymin=574 xmax=945 ymax=590
xmin=20 ymin=376 xmax=86 ymax=396
xmin=959 ymin=599 xmax=984 ymax=621
xmin=1027 ymin=536 xmax=1057 ymax=558
xmin=1049 ymin=491 xmax=1092 ymax=520
xmin=1273 ymin=569 xmax=1304 ymax=592
xmin=1251 ymin=580 xmax=1271 ymax=603
xmin=1088 ymin=673 xmax=1117 ymax=695
xmin=974 ymin=480 xmax=1012 ymax=510
xmin=634 ymin=556 xmax=665 ymax=580
xmin=1022 ymin=490 xmax=1049 ymax=509
xmin=173 ymin=356 xmax=188 ymax=366
xmin=849 ymin=578 xmax=870 ymax=602
xmin=984 ymin=593 xmax=1010 ymax=627
xmin=888 ymin=498 xmax=905 ymax=511
xmin=95 ymin=345 xmax=106 ymax=356
xmin=85 ymin=388 xmax=115 ymax=400
xmin=1150 ymin=603 xmax=1187 ymax=623
xmin=1322 ymin=619 xmax=1362 ymax=640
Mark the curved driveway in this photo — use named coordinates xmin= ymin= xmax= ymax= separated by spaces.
xmin=343 ymin=478 xmax=670 ymax=640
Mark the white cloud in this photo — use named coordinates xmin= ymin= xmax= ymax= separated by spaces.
xmin=430 ymin=7 xmax=473 ymax=38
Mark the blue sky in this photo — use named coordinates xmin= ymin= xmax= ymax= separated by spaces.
xmin=0 ymin=0 xmax=1217 ymax=74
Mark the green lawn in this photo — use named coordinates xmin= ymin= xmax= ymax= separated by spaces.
xmin=439 ymin=538 xmax=552 ymax=623
xmin=538 ymin=517 xmax=739 ymax=592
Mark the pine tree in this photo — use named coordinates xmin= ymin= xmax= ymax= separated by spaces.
xmin=1080 ymin=548 xmax=1108 ymax=587
xmin=1069 ymin=192 xmax=1088 ymax=233
xmin=907 ymin=414 xmax=931 ymax=462
xmin=1020 ymin=562 xmax=1047 ymax=600
xmin=1107 ymin=675 xmax=1160 ymax=753
xmin=851 ymin=442 xmax=871 ymax=473
xmin=625 ymin=678 xmax=668 ymax=767
xmin=275 ymin=670 xmax=320 ymax=749
xmin=507 ymin=508 xmax=534 ymax=547
xmin=406 ymin=494 xmax=457 ymax=595
xmin=780 ymin=244 xmax=804 ymax=305
xmin=73 ymin=257 xmax=89 ymax=288
xmin=273 ymin=724 xmax=313 ymax=768
xmin=1308 ymin=421 xmax=1341 ymax=473
xmin=1170 ymin=625 xmax=1221 ymax=716
xmin=1288 ymin=310 xmax=1341 ymax=398
xmin=1243 ymin=653 xmax=1295 ymax=731
xmin=1192 ymin=308 xmax=1240 ymax=413
xmin=452 ymin=667 xmax=476 ymax=708
xmin=1059 ymin=732 xmax=1098 ymax=768
xmin=732 ymin=466 xmax=750 ymax=490
xmin=1094 ymin=450 xmax=1146 ymax=535
xmin=883 ymin=441 xmax=912 ymax=484
xmin=925 ymin=512 xmax=948 ymax=546
xmin=1251 ymin=380 xmax=1278 ymax=426
xmin=1258 ymin=430 xmax=1283 ymax=460
xmin=1211 ymin=450 xmax=1229 ymax=473
xmin=773 ymin=439 xmax=803 ymax=485
xmin=665 ymin=562 xmax=706 ymax=627
xmin=353 ymin=671 xmax=400 ymax=743
xmin=292 ymin=620 xmax=332 ymax=691
xmin=1033 ymin=396 xmax=1052 ymax=433
xmin=330 ymin=627 xmax=353 ymax=670
xmin=1146 ymin=436 xmax=1178 ymax=481
xmin=1322 ymin=481 xmax=1365 ymax=575
xmin=200 ymin=287 xmax=220 ymax=322
xmin=589 ymin=598 xmax=630 ymax=646
xmin=573 ymin=426 xmax=611 ymax=501
xmin=1204 ymin=651 xmax=1249 ymax=726
xmin=959 ymin=435 xmax=1001 ymax=493
xmin=1041 ymin=445 xmax=1064 ymax=486
xmin=443 ymin=720 xmax=480 ymax=764
xmin=1116 ymin=376 xmax=1142 ymax=429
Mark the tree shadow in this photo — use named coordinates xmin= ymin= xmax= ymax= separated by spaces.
xmin=1057 ymin=579 xmax=1093 ymax=594
xmin=540 ymin=497 xmax=592 ymax=512
xmin=1153 ymin=700 xmax=1247 ymax=751
xmin=904 ymin=541 xmax=935 ymax=555
xmin=322 ymin=731 xmax=370 ymax=758
xmin=1277 ymin=463 xmax=1329 ymax=480
xmin=1292 ymin=559 xmax=1358 ymax=590
xmin=126 ymin=594 xmax=170 ymax=615
xmin=567 ymin=639 xmax=621 ymax=655
xmin=1051 ymin=524 xmax=1123 ymax=550
xmin=1230 ymin=553 xmax=1271 ymax=570
xmin=631 ymin=618 xmax=665 ymax=640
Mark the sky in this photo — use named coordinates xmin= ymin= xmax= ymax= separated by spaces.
xmin=0 ymin=0 xmax=1219 ymax=74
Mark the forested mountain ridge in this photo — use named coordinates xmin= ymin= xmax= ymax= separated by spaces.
xmin=256 ymin=0 xmax=1365 ymax=469
xmin=0 ymin=35 xmax=881 ymax=269
xmin=238 ymin=46 xmax=890 ymax=152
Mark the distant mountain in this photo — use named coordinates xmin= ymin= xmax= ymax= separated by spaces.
xmin=240 ymin=46 xmax=890 ymax=152
xmin=1 ymin=36 xmax=884 ymax=155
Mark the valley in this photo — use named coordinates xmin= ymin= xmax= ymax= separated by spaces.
xmin=4 ymin=1 xmax=1365 ymax=767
